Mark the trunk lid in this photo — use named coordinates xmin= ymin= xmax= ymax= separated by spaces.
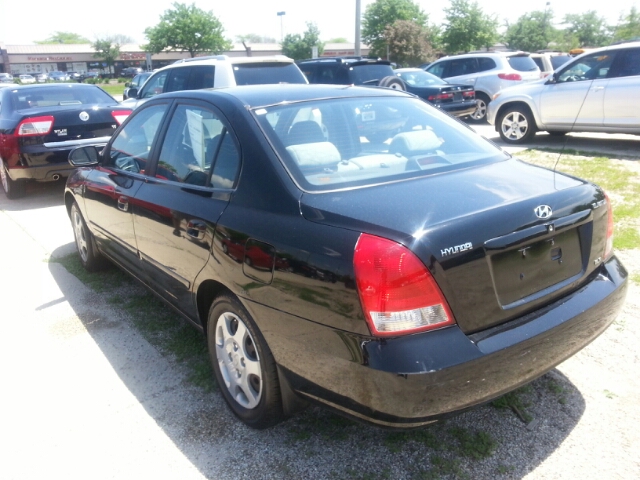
xmin=300 ymin=159 xmax=609 ymax=334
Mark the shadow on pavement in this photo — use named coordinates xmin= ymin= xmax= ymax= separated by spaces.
xmin=47 ymin=245 xmax=587 ymax=479
xmin=0 ymin=178 xmax=66 ymax=212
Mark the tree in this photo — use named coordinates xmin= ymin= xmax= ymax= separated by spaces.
xmin=504 ymin=11 xmax=557 ymax=52
xmin=110 ymin=34 xmax=135 ymax=45
xmin=441 ymin=0 xmax=498 ymax=53
xmin=35 ymin=32 xmax=90 ymax=44
xmin=143 ymin=2 xmax=232 ymax=57
xmin=236 ymin=34 xmax=276 ymax=44
xmin=562 ymin=11 xmax=611 ymax=47
xmin=383 ymin=20 xmax=435 ymax=66
xmin=362 ymin=0 xmax=427 ymax=58
xmin=612 ymin=7 xmax=640 ymax=43
xmin=92 ymin=38 xmax=121 ymax=75
xmin=326 ymin=37 xmax=349 ymax=43
xmin=281 ymin=22 xmax=324 ymax=61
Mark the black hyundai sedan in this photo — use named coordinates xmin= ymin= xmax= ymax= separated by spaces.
xmin=65 ymin=84 xmax=627 ymax=429
xmin=395 ymin=68 xmax=477 ymax=117
xmin=0 ymin=83 xmax=131 ymax=198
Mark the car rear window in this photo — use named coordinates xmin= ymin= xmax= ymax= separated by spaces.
xmin=253 ymin=96 xmax=507 ymax=192
xmin=232 ymin=63 xmax=307 ymax=85
xmin=350 ymin=64 xmax=396 ymax=85
xmin=10 ymin=86 xmax=117 ymax=110
xmin=507 ymin=55 xmax=539 ymax=72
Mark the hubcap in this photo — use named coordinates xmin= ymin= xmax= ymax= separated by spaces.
xmin=72 ymin=209 xmax=89 ymax=262
xmin=471 ymin=99 xmax=487 ymax=120
xmin=501 ymin=111 xmax=528 ymax=140
xmin=0 ymin=158 xmax=8 ymax=193
xmin=215 ymin=311 xmax=262 ymax=409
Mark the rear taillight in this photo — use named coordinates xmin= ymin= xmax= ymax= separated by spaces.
xmin=354 ymin=233 xmax=455 ymax=337
xmin=462 ymin=90 xmax=475 ymax=98
xmin=498 ymin=73 xmax=522 ymax=81
xmin=428 ymin=92 xmax=454 ymax=101
xmin=111 ymin=110 xmax=131 ymax=126
xmin=604 ymin=192 xmax=614 ymax=259
xmin=16 ymin=116 xmax=54 ymax=136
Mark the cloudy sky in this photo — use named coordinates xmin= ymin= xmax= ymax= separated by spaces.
xmin=1 ymin=0 xmax=637 ymax=45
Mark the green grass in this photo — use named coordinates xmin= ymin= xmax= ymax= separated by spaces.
xmin=491 ymin=386 xmax=533 ymax=423
xmin=99 ymin=83 xmax=125 ymax=97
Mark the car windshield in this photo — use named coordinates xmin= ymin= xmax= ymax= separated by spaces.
xmin=506 ymin=55 xmax=539 ymax=72
xmin=253 ymin=96 xmax=507 ymax=192
xmin=396 ymin=70 xmax=445 ymax=86
xmin=10 ymin=86 xmax=117 ymax=109
xmin=350 ymin=64 xmax=395 ymax=85
xmin=232 ymin=63 xmax=307 ymax=85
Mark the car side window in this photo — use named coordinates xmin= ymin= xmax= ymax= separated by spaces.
xmin=609 ymin=48 xmax=640 ymax=78
xmin=165 ymin=67 xmax=191 ymax=93
xmin=156 ymin=104 xmax=240 ymax=188
xmin=189 ymin=66 xmax=215 ymax=89
xmin=557 ymin=52 xmax=616 ymax=83
xmin=107 ymin=104 xmax=169 ymax=173
xmin=140 ymin=71 xmax=169 ymax=99
xmin=426 ymin=61 xmax=446 ymax=78
xmin=477 ymin=57 xmax=496 ymax=72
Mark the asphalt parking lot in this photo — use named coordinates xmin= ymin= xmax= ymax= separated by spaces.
xmin=0 ymin=130 xmax=638 ymax=479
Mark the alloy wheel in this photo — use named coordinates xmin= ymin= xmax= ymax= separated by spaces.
xmin=72 ymin=208 xmax=89 ymax=263
xmin=215 ymin=311 xmax=262 ymax=409
xmin=501 ymin=111 xmax=529 ymax=141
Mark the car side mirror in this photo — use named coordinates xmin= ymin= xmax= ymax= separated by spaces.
xmin=547 ymin=72 xmax=558 ymax=84
xmin=128 ymin=87 xmax=138 ymax=98
xmin=69 ymin=145 xmax=101 ymax=166
xmin=125 ymin=82 xmax=131 ymax=87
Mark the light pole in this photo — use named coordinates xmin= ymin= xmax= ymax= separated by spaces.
xmin=277 ymin=11 xmax=286 ymax=43
xmin=355 ymin=0 xmax=361 ymax=56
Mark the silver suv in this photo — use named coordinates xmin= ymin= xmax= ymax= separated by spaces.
xmin=424 ymin=52 xmax=540 ymax=122
xmin=121 ymin=55 xmax=307 ymax=109
xmin=487 ymin=41 xmax=640 ymax=143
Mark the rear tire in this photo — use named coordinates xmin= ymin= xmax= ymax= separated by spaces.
xmin=0 ymin=157 xmax=26 ymax=199
xmin=70 ymin=202 xmax=106 ymax=271
xmin=468 ymin=93 xmax=490 ymax=123
xmin=498 ymin=106 xmax=537 ymax=144
xmin=207 ymin=294 xmax=284 ymax=429
xmin=378 ymin=76 xmax=406 ymax=91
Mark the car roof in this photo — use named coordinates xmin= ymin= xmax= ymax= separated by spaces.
xmin=161 ymin=54 xmax=296 ymax=71
xmin=0 ymin=83 xmax=101 ymax=91
xmin=153 ymin=83 xmax=412 ymax=108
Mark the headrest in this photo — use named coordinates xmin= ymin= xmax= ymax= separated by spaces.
xmin=286 ymin=142 xmax=341 ymax=168
xmin=389 ymin=130 xmax=443 ymax=156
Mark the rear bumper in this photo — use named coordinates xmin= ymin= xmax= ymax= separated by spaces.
xmin=439 ymin=100 xmax=478 ymax=117
xmin=10 ymin=137 xmax=109 ymax=181
xmin=249 ymin=255 xmax=627 ymax=428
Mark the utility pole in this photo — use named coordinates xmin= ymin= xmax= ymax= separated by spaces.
xmin=355 ymin=0 xmax=361 ymax=56
xmin=277 ymin=11 xmax=286 ymax=43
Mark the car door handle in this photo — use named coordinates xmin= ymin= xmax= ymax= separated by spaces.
xmin=117 ymin=195 xmax=129 ymax=212
xmin=591 ymin=86 xmax=605 ymax=92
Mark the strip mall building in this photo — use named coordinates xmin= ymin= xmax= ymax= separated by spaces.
xmin=0 ymin=43 xmax=370 ymax=75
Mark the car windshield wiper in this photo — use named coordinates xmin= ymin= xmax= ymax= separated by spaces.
xmin=361 ymin=79 xmax=380 ymax=85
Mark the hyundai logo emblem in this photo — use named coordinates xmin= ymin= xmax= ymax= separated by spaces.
xmin=79 ymin=111 xmax=90 ymax=121
xmin=535 ymin=205 xmax=552 ymax=219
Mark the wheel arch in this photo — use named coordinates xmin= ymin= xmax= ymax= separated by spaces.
xmin=196 ymin=279 xmax=233 ymax=333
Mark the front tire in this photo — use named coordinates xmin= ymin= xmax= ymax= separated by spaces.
xmin=207 ymin=295 xmax=284 ymax=429
xmin=498 ymin=106 xmax=537 ymax=144
xmin=70 ymin=202 xmax=105 ymax=271
xmin=0 ymin=157 xmax=26 ymax=199
xmin=468 ymin=93 xmax=490 ymax=123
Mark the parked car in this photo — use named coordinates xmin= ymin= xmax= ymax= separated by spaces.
xmin=18 ymin=74 xmax=36 ymax=84
xmin=81 ymin=71 xmax=100 ymax=81
xmin=35 ymin=73 xmax=49 ymax=83
xmin=530 ymin=52 xmax=572 ymax=78
xmin=394 ymin=68 xmax=476 ymax=117
xmin=122 ymin=72 xmax=152 ymax=100
xmin=424 ymin=52 xmax=540 ymax=122
xmin=65 ymin=84 xmax=626 ymax=429
xmin=120 ymin=55 xmax=307 ymax=110
xmin=48 ymin=71 xmax=70 ymax=82
xmin=0 ymin=73 xmax=14 ymax=83
xmin=487 ymin=41 xmax=640 ymax=144
xmin=121 ymin=67 xmax=143 ymax=78
xmin=297 ymin=56 xmax=406 ymax=90
xmin=0 ymin=83 xmax=131 ymax=198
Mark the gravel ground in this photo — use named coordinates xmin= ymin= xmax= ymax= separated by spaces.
xmin=1 ymin=150 xmax=639 ymax=479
